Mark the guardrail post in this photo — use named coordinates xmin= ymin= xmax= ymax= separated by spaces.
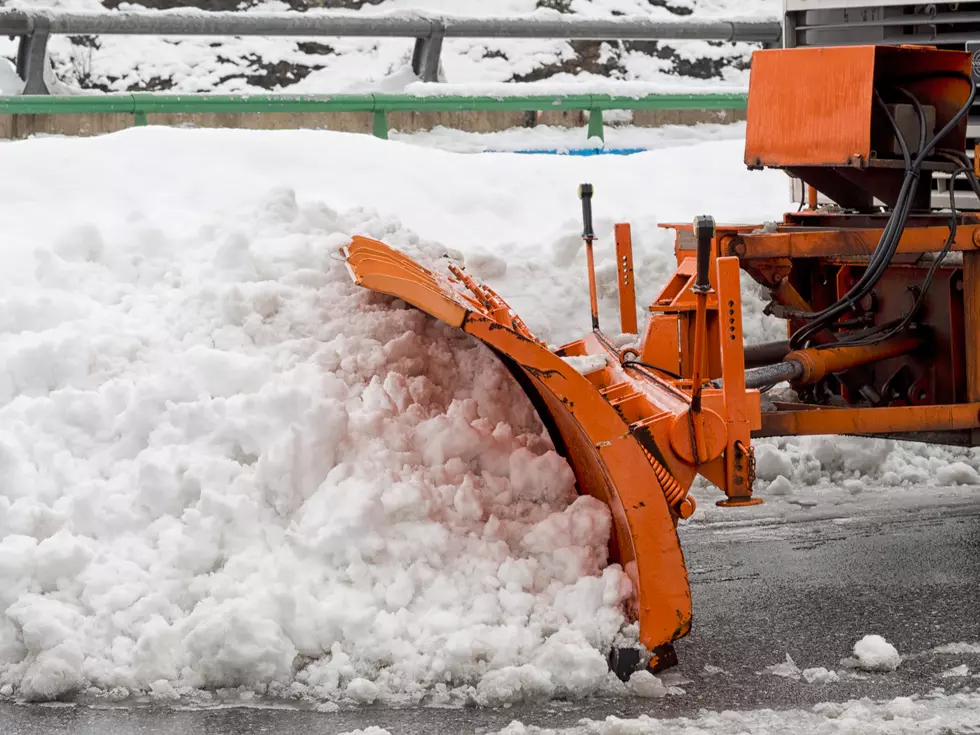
xmin=16 ymin=16 xmax=51 ymax=95
xmin=411 ymin=20 xmax=445 ymax=83
xmin=587 ymin=108 xmax=604 ymax=142
xmin=372 ymin=109 xmax=389 ymax=139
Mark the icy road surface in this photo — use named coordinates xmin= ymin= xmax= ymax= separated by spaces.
xmin=2 ymin=496 xmax=979 ymax=732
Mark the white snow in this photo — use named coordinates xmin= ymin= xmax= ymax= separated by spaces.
xmin=561 ymin=355 xmax=607 ymax=374
xmin=848 ymin=635 xmax=902 ymax=673
xmin=0 ymin=58 xmax=24 ymax=95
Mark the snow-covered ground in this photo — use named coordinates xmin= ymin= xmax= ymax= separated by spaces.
xmin=1 ymin=124 xmax=979 ymax=710
xmin=0 ymin=0 xmax=779 ymax=95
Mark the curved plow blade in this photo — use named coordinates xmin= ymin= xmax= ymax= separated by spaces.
xmin=343 ymin=236 xmax=694 ymax=663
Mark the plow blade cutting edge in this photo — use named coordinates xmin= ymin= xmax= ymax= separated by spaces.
xmin=343 ymin=235 xmax=698 ymax=671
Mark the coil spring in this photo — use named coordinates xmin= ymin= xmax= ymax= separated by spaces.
xmin=643 ymin=448 xmax=687 ymax=509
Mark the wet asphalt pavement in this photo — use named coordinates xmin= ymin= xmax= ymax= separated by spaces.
xmin=3 ymin=497 xmax=979 ymax=734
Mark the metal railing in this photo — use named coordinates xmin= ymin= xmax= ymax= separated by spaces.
xmin=0 ymin=91 xmax=749 ymax=140
xmin=0 ymin=9 xmax=782 ymax=95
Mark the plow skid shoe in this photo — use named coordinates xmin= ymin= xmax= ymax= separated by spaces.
xmin=343 ymin=236 xmax=693 ymax=658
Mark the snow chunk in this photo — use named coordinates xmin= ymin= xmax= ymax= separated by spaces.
xmin=346 ymin=678 xmax=380 ymax=705
xmin=936 ymin=462 xmax=980 ymax=486
xmin=849 ymin=635 xmax=901 ymax=672
xmin=627 ymin=670 xmax=667 ymax=698
xmin=477 ymin=665 xmax=556 ymax=705
xmin=766 ymin=475 xmax=793 ymax=496
xmin=755 ymin=444 xmax=794 ymax=482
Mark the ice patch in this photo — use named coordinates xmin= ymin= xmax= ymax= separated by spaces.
xmin=762 ymin=653 xmax=801 ymax=680
xmin=934 ymin=642 xmax=980 ymax=654
xmin=802 ymin=667 xmax=840 ymax=684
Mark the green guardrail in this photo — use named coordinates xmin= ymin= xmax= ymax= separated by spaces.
xmin=0 ymin=92 xmax=749 ymax=141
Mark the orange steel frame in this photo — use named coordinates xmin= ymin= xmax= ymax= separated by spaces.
xmin=661 ymin=219 xmax=980 ymax=441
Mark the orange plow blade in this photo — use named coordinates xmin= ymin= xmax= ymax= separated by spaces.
xmin=343 ymin=235 xmax=698 ymax=670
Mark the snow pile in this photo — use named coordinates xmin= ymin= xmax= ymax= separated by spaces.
xmin=749 ymin=434 xmax=980 ymax=496
xmin=847 ymin=635 xmax=902 ymax=673
xmin=0 ymin=0 xmax=778 ymax=95
xmin=0 ymin=128 xmax=701 ymax=703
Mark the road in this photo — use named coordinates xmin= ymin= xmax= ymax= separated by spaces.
xmin=3 ymin=497 xmax=979 ymax=734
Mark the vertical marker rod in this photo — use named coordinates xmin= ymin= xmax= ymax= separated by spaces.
xmin=579 ymin=183 xmax=600 ymax=331
xmin=615 ymin=223 xmax=638 ymax=335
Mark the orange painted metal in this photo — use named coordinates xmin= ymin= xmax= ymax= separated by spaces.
xmin=585 ymin=240 xmax=600 ymax=331
xmin=615 ymin=223 xmax=638 ymax=335
xmin=757 ymin=403 xmax=980 ymax=438
xmin=745 ymin=45 xmax=971 ymax=170
xmin=638 ymin=313 xmax=680 ymax=373
xmin=964 ymin=251 xmax=980 ymax=405
xmin=807 ymin=185 xmax=818 ymax=210
xmin=715 ymin=257 xmax=757 ymax=501
xmin=736 ymin=223 xmax=980 ymax=260
xmin=785 ymin=334 xmax=922 ymax=385
xmin=745 ymin=46 xmax=877 ymax=169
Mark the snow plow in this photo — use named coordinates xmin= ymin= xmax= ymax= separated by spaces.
xmin=344 ymin=45 xmax=980 ymax=675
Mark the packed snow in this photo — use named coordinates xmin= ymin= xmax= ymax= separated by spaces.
xmin=0 ymin=0 xmax=778 ymax=95
xmin=0 ymin=123 xmax=979 ymax=706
